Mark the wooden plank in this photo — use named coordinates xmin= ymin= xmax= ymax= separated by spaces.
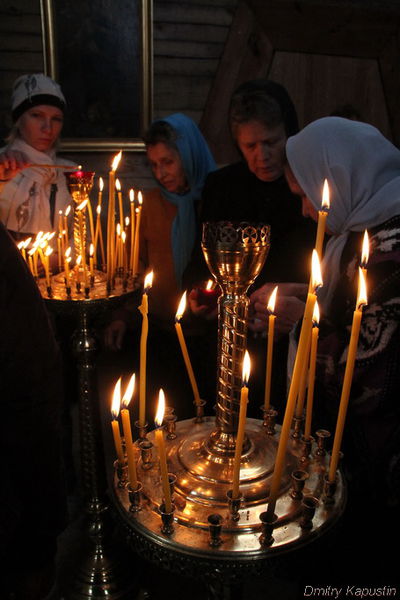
xmin=0 ymin=50 xmax=44 ymax=71
xmin=154 ymin=56 xmax=220 ymax=77
xmin=154 ymin=3 xmax=234 ymax=26
xmin=0 ymin=14 xmax=41 ymax=33
xmin=0 ymin=32 xmax=42 ymax=52
xmin=154 ymin=39 xmax=225 ymax=59
xmin=154 ymin=22 xmax=230 ymax=44
xmin=155 ymin=75 xmax=212 ymax=112
xmin=200 ymin=0 xmax=273 ymax=163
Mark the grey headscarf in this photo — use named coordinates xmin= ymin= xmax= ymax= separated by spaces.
xmin=286 ymin=117 xmax=400 ymax=311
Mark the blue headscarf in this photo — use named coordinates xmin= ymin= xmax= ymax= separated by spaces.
xmin=152 ymin=113 xmax=216 ymax=286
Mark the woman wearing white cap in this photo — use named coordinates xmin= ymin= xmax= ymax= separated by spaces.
xmin=0 ymin=73 xmax=76 ymax=240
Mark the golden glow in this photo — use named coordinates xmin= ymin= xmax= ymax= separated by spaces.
xmin=121 ymin=231 xmax=126 ymax=244
xmin=122 ymin=373 xmax=135 ymax=409
xmin=111 ymin=150 xmax=122 ymax=172
xmin=76 ymin=255 xmax=82 ymax=266
xmin=322 ymin=179 xmax=330 ymax=211
xmin=176 ymin=291 xmax=187 ymax=321
xmin=267 ymin=285 xmax=278 ymax=314
xmin=242 ymin=350 xmax=251 ymax=386
xmin=144 ymin=270 xmax=153 ymax=291
xmin=311 ymin=249 xmax=323 ymax=292
xmin=312 ymin=301 xmax=320 ymax=325
xmin=99 ymin=177 xmax=104 ymax=192
xmin=155 ymin=388 xmax=165 ymax=427
xmin=361 ymin=230 xmax=369 ymax=267
xmin=111 ymin=377 xmax=122 ymax=419
xmin=357 ymin=267 xmax=368 ymax=310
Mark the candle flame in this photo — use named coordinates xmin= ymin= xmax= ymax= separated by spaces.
xmin=65 ymin=246 xmax=71 ymax=258
xmin=361 ymin=230 xmax=369 ymax=267
xmin=321 ymin=179 xmax=330 ymax=211
xmin=129 ymin=189 xmax=134 ymax=202
xmin=176 ymin=291 xmax=187 ymax=321
xmin=312 ymin=301 xmax=320 ymax=325
xmin=65 ymin=205 xmax=71 ymax=217
xmin=77 ymin=199 xmax=88 ymax=211
xmin=28 ymin=247 xmax=36 ymax=257
xmin=311 ymin=249 xmax=323 ymax=292
xmin=125 ymin=216 xmax=130 ymax=227
xmin=206 ymin=279 xmax=213 ymax=290
xmin=45 ymin=246 xmax=53 ymax=257
xmin=76 ymin=255 xmax=82 ymax=266
xmin=267 ymin=285 xmax=278 ymax=313
xmin=99 ymin=177 xmax=104 ymax=192
xmin=116 ymin=223 xmax=121 ymax=236
xmin=90 ymin=243 xmax=94 ymax=257
xmin=111 ymin=151 xmax=122 ymax=172
xmin=24 ymin=237 xmax=32 ymax=248
xmin=138 ymin=191 xmax=143 ymax=205
xmin=242 ymin=350 xmax=251 ymax=386
xmin=121 ymin=231 xmax=126 ymax=243
xmin=47 ymin=231 xmax=56 ymax=241
xmin=97 ymin=205 xmax=102 ymax=216
xmin=357 ymin=267 xmax=368 ymax=310
xmin=17 ymin=241 xmax=24 ymax=250
xmin=122 ymin=373 xmax=135 ymax=408
xmin=116 ymin=178 xmax=121 ymax=191
xmin=144 ymin=270 xmax=153 ymax=291
xmin=111 ymin=377 xmax=122 ymax=419
xmin=155 ymin=388 xmax=165 ymax=427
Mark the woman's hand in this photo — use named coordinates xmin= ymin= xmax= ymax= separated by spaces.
xmin=0 ymin=150 xmax=28 ymax=181
xmin=187 ymin=288 xmax=218 ymax=320
xmin=248 ymin=283 xmax=306 ymax=336
xmin=104 ymin=320 xmax=127 ymax=351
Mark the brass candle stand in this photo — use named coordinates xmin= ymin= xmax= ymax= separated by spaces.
xmin=111 ymin=223 xmax=346 ymax=599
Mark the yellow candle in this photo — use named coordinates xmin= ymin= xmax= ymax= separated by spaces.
xmin=98 ymin=176 xmax=104 ymax=207
xmin=328 ymin=268 xmax=367 ymax=482
xmin=232 ymin=351 xmax=251 ymax=499
xmin=44 ymin=246 xmax=53 ymax=287
xmin=77 ymin=201 xmax=88 ymax=288
xmin=129 ymin=189 xmax=135 ymax=271
xmin=89 ymin=243 xmax=95 ymax=281
xmin=264 ymin=286 xmax=278 ymax=411
xmin=111 ymin=377 xmax=125 ymax=464
xmin=314 ymin=179 xmax=330 ymax=258
xmin=266 ymin=251 xmax=322 ymax=520
xmin=63 ymin=205 xmax=71 ymax=250
xmin=138 ymin=271 xmax=153 ymax=427
xmin=174 ymin=291 xmax=201 ymax=406
xmin=121 ymin=230 xmax=127 ymax=272
xmin=295 ymin=338 xmax=311 ymax=419
xmin=116 ymin=178 xmax=124 ymax=227
xmin=132 ymin=192 xmax=143 ymax=274
xmin=64 ymin=246 xmax=71 ymax=283
xmin=87 ymin=198 xmax=95 ymax=245
xmin=121 ymin=374 xmax=137 ymax=487
xmin=155 ymin=389 xmax=172 ymax=512
xmin=107 ymin=151 xmax=122 ymax=284
xmin=304 ymin=302 xmax=320 ymax=440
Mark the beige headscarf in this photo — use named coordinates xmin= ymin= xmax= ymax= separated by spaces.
xmin=286 ymin=117 xmax=400 ymax=311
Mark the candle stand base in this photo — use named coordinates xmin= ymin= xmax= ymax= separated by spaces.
xmin=112 ymin=416 xmax=346 ymax=600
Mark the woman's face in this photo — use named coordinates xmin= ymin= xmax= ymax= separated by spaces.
xmin=18 ymin=105 xmax=64 ymax=153
xmin=284 ymin=164 xmax=322 ymax=223
xmin=235 ymin=120 xmax=287 ymax=182
xmin=147 ymin=142 xmax=188 ymax=194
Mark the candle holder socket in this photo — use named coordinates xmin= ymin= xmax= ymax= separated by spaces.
xmin=139 ymin=439 xmax=153 ymax=470
xmin=290 ymin=469 xmax=309 ymax=500
xmin=114 ymin=459 xmax=128 ymax=488
xmin=300 ymin=435 xmax=314 ymax=462
xmin=159 ymin=502 xmax=175 ymax=535
xmin=315 ymin=429 xmax=331 ymax=457
xmin=208 ymin=513 xmax=223 ymax=547
xmin=291 ymin=416 xmax=304 ymax=440
xmin=46 ymin=285 xmax=53 ymax=298
xmin=164 ymin=414 xmax=177 ymax=440
xmin=227 ymin=489 xmax=242 ymax=522
xmin=261 ymin=406 xmax=278 ymax=435
xmin=194 ymin=399 xmax=206 ymax=423
xmin=127 ymin=481 xmax=143 ymax=513
xmin=259 ymin=512 xmax=278 ymax=547
xmin=323 ymin=474 xmax=337 ymax=505
xmin=300 ymin=496 xmax=319 ymax=529
xmin=135 ymin=420 xmax=148 ymax=442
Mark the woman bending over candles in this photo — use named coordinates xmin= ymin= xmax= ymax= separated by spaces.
xmin=104 ymin=113 xmax=216 ymax=418
xmin=0 ymin=73 xmax=76 ymax=244
xmin=275 ymin=116 xmax=399 ymax=580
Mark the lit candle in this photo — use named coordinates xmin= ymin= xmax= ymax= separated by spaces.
xmin=57 ymin=234 xmax=62 ymax=271
xmin=77 ymin=200 xmax=89 ymax=288
xmin=328 ymin=268 xmax=368 ymax=482
xmin=304 ymin=302 xmax=320 ymax=440
xmin=154 ymin=389 xmax=172 ymax=512
xmin=121 ymin=230 xmax=127 ymax=272
xmin=95 ymin=205 xmax=106 ymax=269
xmin=132 ymin=192 xmax=143 ymax=274
xmin=129 ymin=189 xmax=135 ymax=272
xmin=358 ymin=230 xmax=369 ymax=297
xmin=75 ymin=255 xmax=82 ymax=289
xmin=174 ymin=291 xmax=201 ymax=406
xmin=64 ymin=246 xmax=71 ymax=282
xmin=98 ymin=176 xmax=104 ymax=207
xmin=89 ymin=243 xmax=95 ymax=282
xmin=314 ymin=179 xmax=330 ymax=258
xmin=63 ymin=205 xmax=71 ymax=249
xmin=232 ymin=351 xmax=251 ymax=499
xmin=264 ymin=286 xmax=278 ymax=411
xmin=111 ymin=378 xmax=125 ymax=464
xmin=121 ymin=373 xmax=138 ymax=487
xmin=43 ymin=246 xmax=53 ymax=288
xmin=28 ymin=247 xmax=37 ymax=277
xmin=138 ymin=271 xmax=153 ymax=427
xmin=116 ymin=178 xmax=124 ymax=227
xmin=266 ymin=250 xmax=323 ymax=520
xmin=87 ymin=198 xmax=95 ymax=246
xmin=107 ymin=151 xmax=122 ymax=284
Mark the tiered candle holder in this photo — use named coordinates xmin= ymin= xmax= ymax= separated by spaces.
xmin=111 ymin=223 xmax=346 ymax=600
